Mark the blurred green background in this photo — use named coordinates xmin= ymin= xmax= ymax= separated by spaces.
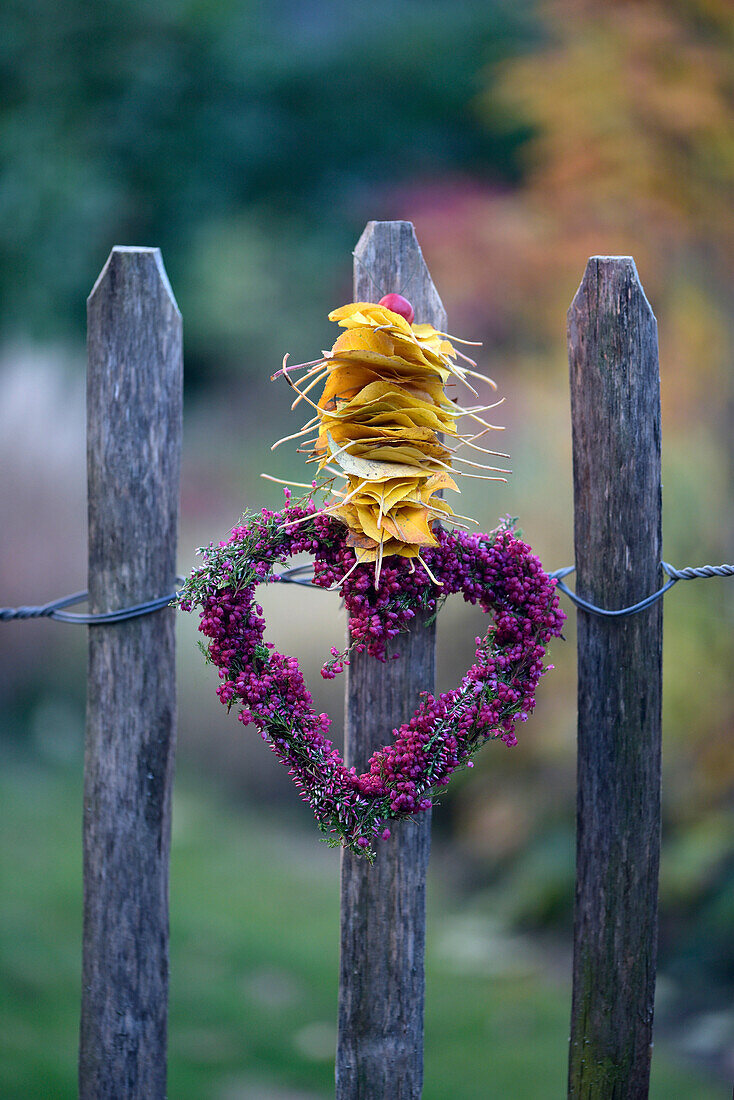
xmin=1 ymin=0 xmax=733 ymax=1095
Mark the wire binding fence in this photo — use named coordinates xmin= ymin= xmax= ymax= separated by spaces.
xmin=1 ymin=561 xmax=732 ymax=625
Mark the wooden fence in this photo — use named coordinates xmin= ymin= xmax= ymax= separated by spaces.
xmin=82 ymin=247 xmax=182 ymax=1097
xmin=76 ymin=225 xmax=662 ymax=1098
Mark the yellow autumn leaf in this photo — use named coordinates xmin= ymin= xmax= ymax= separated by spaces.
xmin=326 ymin=432 xmax=431 ymax=481
xmin=423 ymin=471 xmax=460 ymax=494
xmin=381 ymin=506 xmax=438 ymax=546
xmin=318 ymin=364 xmax=379 ymax=406
xmin=327 ymin=350 xmax=451 ymax=383
xmin=329 ymin=302 xmax=415 ymax=335
xmin=331 ymin=327 xmax=394 ymax=357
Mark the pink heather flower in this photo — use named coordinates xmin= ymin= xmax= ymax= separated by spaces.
xmin=181 ymin=504 xmax=565 ymax=858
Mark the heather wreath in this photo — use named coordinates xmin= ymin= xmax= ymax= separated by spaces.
xmin=177 ymin=495 xmax=564 ymax=859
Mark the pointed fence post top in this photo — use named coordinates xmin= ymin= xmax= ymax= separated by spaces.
xmin=88 ymin=246 xmax=180 ymax=317
xmin=567 ymin=253 xmax=661 ymax=599
xmin=354 ymin=220 xmax=445 ymax=329
xmin=86 ymin=245 xmax=183 ymax=606
xmin=569 ymin=255 xmax=656 ymax=333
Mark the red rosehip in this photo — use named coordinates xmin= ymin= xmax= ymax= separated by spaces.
xmin=378 ymin=293 xmax=414 ymax=324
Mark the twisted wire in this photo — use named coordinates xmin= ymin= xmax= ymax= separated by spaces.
xmin=661 ymin=562 xmax=734 ymax=582
xmin=548 ymin=561 xmax=733 ymax=618
xmin=1 ymin=562 xmax=731 ymax=625
xmin=0 ymin=579 xmax=186 ymax=625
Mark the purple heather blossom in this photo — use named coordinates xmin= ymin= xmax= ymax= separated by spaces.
xmin=183 ymin=504 xmax=565 ymax=859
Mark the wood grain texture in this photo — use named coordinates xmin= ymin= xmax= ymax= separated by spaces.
xmin=336 ymin=222 xmax=446 ymax=1100
xmin=567 ymin=257 xmax=662 ymax=1099
xmin=80 ymin=247 xmax=182 ymax=1099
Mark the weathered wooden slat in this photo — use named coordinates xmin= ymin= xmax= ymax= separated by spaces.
xmin=567 ymin=256 xmax=662 ymax=1099
xmin=80 ymin=247 xmax=182 ymax=1099
xmin=336 ymin=221 xmax=445 ymax=1100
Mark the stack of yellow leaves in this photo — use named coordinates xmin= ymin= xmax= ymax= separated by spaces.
xmin=271 ymin=300 xmax=508 ymax=586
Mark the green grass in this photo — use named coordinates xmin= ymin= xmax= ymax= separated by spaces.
xmin=0 ymin=761 xmax=724 ymax=1099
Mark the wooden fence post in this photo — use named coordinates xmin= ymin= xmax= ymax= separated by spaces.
xmin=80 ymin=247 xmax=182 ymax=1098
xmin=567 ymin=257 xmax=662 ymax=1098
xmin=336 ymin=222 xmax=445 ymax=1099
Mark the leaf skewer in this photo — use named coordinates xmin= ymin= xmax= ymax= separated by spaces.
xmin=269 ymin=298 xmax=507 ymax=584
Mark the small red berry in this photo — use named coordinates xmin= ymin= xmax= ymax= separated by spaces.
xmin=378 ymin=293 xmax=414 ymax=325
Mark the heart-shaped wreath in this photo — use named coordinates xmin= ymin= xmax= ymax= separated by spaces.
xmin=178 ymin=500 xmax=564 ymax=859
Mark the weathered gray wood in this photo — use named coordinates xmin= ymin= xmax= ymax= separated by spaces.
xmin=567 ymin=257 xmax=662 ymax=1099
xmin=80 ymin=247 xmax=182 ymax=1099
xmin=336 ymin=222 xmax=445 ymax=1100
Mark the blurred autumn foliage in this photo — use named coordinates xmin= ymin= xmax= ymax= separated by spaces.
xmin=414 ymin=0 xmax=734 ymax=413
